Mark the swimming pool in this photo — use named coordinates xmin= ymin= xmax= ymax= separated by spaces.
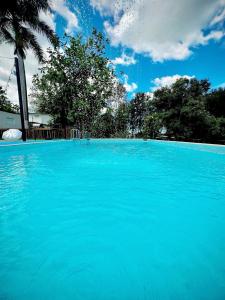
xmin=1 ymin=139 xmax=225 ymax=299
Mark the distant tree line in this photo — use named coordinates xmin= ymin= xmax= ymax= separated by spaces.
xmin=98 ymin=78 xmax=225 ymax=143
xmin=144 ymin=78 xmax=225 ymax=143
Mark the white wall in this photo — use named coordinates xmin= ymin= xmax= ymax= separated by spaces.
xmin=0 ymin=111 xmax=52 ymax=128
xmin=0 ymin=111 xmax=21 ymax=129
xmin=29 ymin=113 xmax=51 ymax=125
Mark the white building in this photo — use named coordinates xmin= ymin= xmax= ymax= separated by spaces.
xmin=29 ymin=113 xmax=51 ymax=127
xmin=0 ymin=110 xmax=51 ymax=129
xmin=0 ymin=111 xmax=21 ymax=129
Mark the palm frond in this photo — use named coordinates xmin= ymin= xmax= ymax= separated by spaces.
xmin=0 ymin=27 xmax=15 ymax=44
xmin=18 ymin=0 xmax=51 ymax=20
xmin=28 ymin=35 xmax=44 ymax=62
xmin=16 ymin=25 xmax=44 ymax=61
xmin=0 ymin=0 xmax=57 ymax=60
xmin=28 ymin=19 xmax=58 ymax=46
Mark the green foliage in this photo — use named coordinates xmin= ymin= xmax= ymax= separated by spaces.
xmin=143 ymin=113 xmax=163 ymax=138
xmin=127 ymin=78 xmax=225 ymax=143
xmin=0 ymin=86 xmax=19 ymax=113
xmin=205 ymin=88 xmax=225 ymax=118
xmin=0 ymin=86 xmax=7 ymax=102
xmin=129 ymin=93 xmax=149 ymax=135
xmin=151 ymin=78 xmax=212 ymax=140
xmin=32 ymin=30 xmax=114 ymax=130
xmin=92 ymin=108 xmax=115 ymax=138
xmin=206 ymin=116 xmax=225 ymax=142
xmin=114 ymin=102 xmax=129 ymax=137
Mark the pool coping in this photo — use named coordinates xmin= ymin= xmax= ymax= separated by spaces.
xmin=150 ymin=139 xmax=225 ymax=148
xmin=1 ymin=138 xmax=225 ymax=148
xmin=0 ymin=139 xmax=70 ymax=147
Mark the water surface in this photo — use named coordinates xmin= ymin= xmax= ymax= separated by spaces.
xmin=1 ymin=139 xmax=225 ymax=299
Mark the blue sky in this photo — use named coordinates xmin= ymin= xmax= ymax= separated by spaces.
xmin=54 ymin=0 xmax=225 ymax=98
xmin=0 ymin=0 xmax=225 ymax=103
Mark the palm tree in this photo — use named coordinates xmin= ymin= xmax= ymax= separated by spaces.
xmin=0 ymin=0 xmax=58 ymax=140
xmin=0 ymin=0 xmax=58 ymax=61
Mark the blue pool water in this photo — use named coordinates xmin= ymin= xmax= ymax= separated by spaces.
xmin=1 ymin=139 xmax=225 ymax=300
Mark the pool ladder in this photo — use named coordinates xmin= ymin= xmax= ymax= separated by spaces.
xmin=70 ymin=129 xmax=91 ymax=140
xmin=70 ymin=129 xmax=81 ymax=140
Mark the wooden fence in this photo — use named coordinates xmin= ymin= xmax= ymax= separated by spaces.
xmin=0 ymin=128 xmax=72 ymax=140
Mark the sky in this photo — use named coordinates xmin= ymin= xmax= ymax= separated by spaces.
xmin=0 ymin=0 xmax=225 ymax=104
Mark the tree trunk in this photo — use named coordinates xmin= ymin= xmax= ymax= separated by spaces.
xmin=60 ymin=107 xmax=67 ymax=138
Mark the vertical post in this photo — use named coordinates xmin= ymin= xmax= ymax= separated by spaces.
xmin=15 ymin=56 xmax=26 ymax=141
xmin=17 ymin=52 xmax=29 ymax=130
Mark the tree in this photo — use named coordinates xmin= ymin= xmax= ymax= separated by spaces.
xmin=205 ymin=88 xmax=225 ymax=118
xmin=143 ymin=113 xmax=163 ymax=138
xmin=32 ymin=47 xmax=71 ymax=129
xmin=129 ymin=93 xmax=149 ymax=136
xmin=180 ymin=96 xmax=212 ymax=140
xmin=107 ymin=81 xmax=126 ymax=110
xmin=92 ymin=108 xmax=115 ymax=138
xmin=32 ymin=30 xmax=114 ymax=131
xmin=0 ymin=86 xmax=19 ymax=113
xmin=0 ymin=0 xmax=57 ymax=61
xmin=0 ymin=86 xmax=7 ymax=104
xmin=152 ymin=78 xmax=211 ymax=140
xmin=114 ymin=102 xmax=129 ymax=137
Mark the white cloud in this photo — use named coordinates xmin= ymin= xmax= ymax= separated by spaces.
xmin=123 ymin=74 xmax=138 ymax=93
xmin=210 ymin=7 xmax=225 ymax=26
xmin=111 ymin=52 xmax=137 ymax=66
xmin=145 ymin=92 xmax=154 ymax=99
xmin=151 ymin=74 xmax=194 ymax=91
xmin=91 ymin=0 xmax=225 ymax=62
xmin=90 ymin=0 xmax=126 ymax=21
xmin=51 ymin=0 xmax=79 ymax=33
xmin=203 ymin=30 xmax=224 ymax=42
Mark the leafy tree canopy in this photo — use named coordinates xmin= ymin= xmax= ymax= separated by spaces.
xmin=32 ymin=29 xmax=114 ymax=130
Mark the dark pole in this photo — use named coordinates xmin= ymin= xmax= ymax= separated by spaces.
xmin=15 ymin=56 xmax=26 ymax=141
xmin=22 ymin=58 xmax=29 ymax=125
xmin=18 ymin=51 xmax=29 ymax=139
